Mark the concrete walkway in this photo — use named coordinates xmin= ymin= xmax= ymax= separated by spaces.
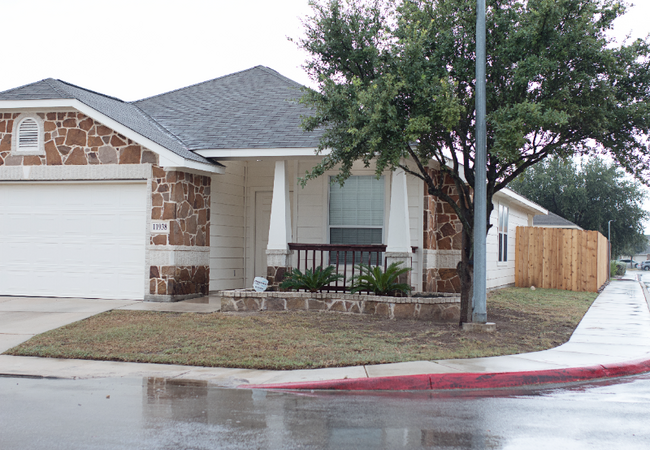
xmin=1 ymin=276 xmax=649 ymax=390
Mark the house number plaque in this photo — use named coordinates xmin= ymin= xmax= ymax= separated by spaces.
xmin=151 ymin=221 xmax=170 ymax=234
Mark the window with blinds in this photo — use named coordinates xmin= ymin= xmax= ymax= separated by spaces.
xmin=329 ymin=175 xmax=384 ymax=263
xmin=17 ymin=118 xmax=40 ymax=151
xmin=498 ymin=204 xmax=509 ymax=262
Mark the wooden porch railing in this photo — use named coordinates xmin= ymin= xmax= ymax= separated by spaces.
xmin=288 ymin=243 xmax=416 ymax=292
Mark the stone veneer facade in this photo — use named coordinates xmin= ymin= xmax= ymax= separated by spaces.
xmin=0 ymin=112 xmax=157 ymax=166
xmin=0 ymin=111 xmax=210 ymax=302
xmin=422 ymin=168 xmax=463 ymax=293
xmin=220 ymin=290 xmax=460 ymax=322
xmin=149 ymin=168 xmax=211 ymax=298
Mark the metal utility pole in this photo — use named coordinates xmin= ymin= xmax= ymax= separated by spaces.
xmin=472 ymin=0 xmax=487 ymax=324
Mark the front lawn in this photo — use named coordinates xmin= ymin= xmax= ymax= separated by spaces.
xmin=5 ymin=287 xmax=598 ymax=370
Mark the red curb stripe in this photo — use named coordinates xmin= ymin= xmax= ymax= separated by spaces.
xmin=240 ymin=357 xmax=650 ymax=391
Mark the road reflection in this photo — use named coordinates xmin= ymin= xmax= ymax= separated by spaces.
xmin=142 ymin=377 xmax=506 ymax=449
xmin=3 ymin=374 xmax=648 ymax=449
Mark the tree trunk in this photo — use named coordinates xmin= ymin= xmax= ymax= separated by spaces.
xmin=458 ymin=227 xmax=473 ymax=325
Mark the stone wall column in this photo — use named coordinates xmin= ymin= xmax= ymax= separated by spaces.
xmin=386 ymin=168 xmax=412 ymax=287
xmin=266 ymin=160 xmax=293 ymax=287
xmin=266 ymin=249 xmax=292 ymax=288
xmin=385 ymin=251 xmax=413 ymax=289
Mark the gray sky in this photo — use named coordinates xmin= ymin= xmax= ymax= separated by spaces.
xmin=0 ymin=0 xmax=315 ymax=100
xmin=2 ymin=0 xmax=649 ymax=230
xmin=2 ymin=0 xmax=648 ymax=100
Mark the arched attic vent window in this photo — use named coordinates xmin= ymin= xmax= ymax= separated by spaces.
xmin=11 ymin=114 xmax=44 ymax=155
xmin=18 ymin=118 xmax=39 ymax=150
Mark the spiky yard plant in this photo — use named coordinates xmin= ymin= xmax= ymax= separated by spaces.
xmin=280 ymin=266 xmax=344 ymax=293
xmin=350 ymin=262 xmax=411 ymax=296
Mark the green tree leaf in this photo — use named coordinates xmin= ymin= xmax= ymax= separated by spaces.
xmin=297 ymin=0 xmax=650 ymax=321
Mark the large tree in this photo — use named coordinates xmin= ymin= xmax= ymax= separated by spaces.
xmin=296 ymin=0 xmax=650 ymax=323
xmin=510 ymin=157 xmax=648 ymax=258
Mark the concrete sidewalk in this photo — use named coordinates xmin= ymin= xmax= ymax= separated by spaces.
xmin=1 ymin=277 xmax=649 ymax=390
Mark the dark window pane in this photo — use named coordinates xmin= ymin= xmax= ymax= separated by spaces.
xmin=330 ymin=228 xmax=383 ymax=265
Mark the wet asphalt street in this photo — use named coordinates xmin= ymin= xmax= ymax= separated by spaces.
xmin=1 ymin=373 xmax=649 ymax=449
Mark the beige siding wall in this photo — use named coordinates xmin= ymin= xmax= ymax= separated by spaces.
xmin=210 ymin=158 xmax=424 ymax=291
xmin=245 ymin=160 xmax=277 ymax=284
xmin=407 ymin=174 xmax=423 ymax=291
xmin=295 ymin=159 xmax=327 ymax=244
xmin=210 ymin=161 xmax=246 ymax=290
xmin=486 ymin=195 xmax=529 ymax=289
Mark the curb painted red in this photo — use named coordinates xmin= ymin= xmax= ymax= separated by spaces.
xmin=241 ymin=357 xmax=650 ymax=391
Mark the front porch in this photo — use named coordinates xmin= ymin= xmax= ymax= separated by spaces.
xmin=209 ymin=158 xmax=465 ymax=295
xmin=263 ymin=160 xmax=420 ymax=291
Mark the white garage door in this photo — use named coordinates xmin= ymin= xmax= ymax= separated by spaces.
xmin=0 ymin=182 xmax=147 ymax=300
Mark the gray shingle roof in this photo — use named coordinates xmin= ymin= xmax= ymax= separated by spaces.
xmin=0 ymin=79 xmax=209 ymax=164
xmin=533 ymin=211 xmax=583 ymax=229
xmin=0 ymin=79 xmax=68 ymax=100
xmin=133 ymin=66 xmax=323 ymax=150
xmin=0 ymin=66 xmax=322 ymax=162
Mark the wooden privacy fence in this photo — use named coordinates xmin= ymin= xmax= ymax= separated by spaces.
xmin=515 ymin=227 xmax=609 ymax=293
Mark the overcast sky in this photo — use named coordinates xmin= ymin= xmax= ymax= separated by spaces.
xmin=2 ymin=0 xmax=650 ymax=230
xmin=2 ymin=0 xmax=648 ymax=100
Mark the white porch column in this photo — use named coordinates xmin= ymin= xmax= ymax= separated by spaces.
xmin=266 ymin=160 xmax=293 ymax=286
xmin=386 ymin=168 xmax=412 ymax=287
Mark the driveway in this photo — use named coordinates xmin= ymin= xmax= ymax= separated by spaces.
xmin=0 ymin=295 xmax=222 ymax=354
xmin=0 ymin=297 xmax=140 ymax=353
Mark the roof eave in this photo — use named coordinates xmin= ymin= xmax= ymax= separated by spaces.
xmin=495 ymin=188 xmax=548 ymax=215
xmin=0 ymin=99 xmax=223 ymax=175
xmin=195 ymin=147 xmax=329 ymax=159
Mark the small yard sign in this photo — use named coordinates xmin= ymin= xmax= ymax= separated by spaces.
xmin=253 ymin=277 xmax=269 ymax=292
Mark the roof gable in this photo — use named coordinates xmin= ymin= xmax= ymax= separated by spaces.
xmin=0 ymin=78 xmax=210 ymax=165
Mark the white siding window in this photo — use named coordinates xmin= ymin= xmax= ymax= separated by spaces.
xmin=329 ymin=175 xmax=384 ymax=261
xmin=498 ymin=204 xmax=509 ymax=262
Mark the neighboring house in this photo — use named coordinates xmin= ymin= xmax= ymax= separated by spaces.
xmin=620 ymin=236 xmax=650 ymax=264
xmin=533 ymin=211 xmax=582 ymax=230
xmin=0 ymin=66 xmax=547 ymax=301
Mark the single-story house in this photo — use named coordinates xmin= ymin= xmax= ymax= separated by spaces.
xmin=0 ymin=66 xmax=547 ymax=301
xmin=620 ymin=236 xmax=650 ymax=265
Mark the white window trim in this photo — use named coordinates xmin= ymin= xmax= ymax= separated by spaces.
xmin=326 ymin=174 xmax=387 ymax=246
xmin=11 ymin=113 xmax=45 ymax=156
xmin=498 ymin=203 xmax=509 ymax=264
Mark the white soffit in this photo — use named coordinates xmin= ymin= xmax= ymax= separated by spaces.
xmin=0 ymin=99 xmax=224 ymax=175
xmin=194 ymin=147 xmax=329 ymax=159
xmin=496 ymin=187 xmax=548 ymax=215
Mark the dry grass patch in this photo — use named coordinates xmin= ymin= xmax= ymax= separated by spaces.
xmin=6 ymin=287 xmax=598 ymax=370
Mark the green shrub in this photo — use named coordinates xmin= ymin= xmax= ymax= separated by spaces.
xmin=280 ymin=266 xmax=344 ymax=292
xmin=350 ymin=262 xmax=411 ymax=296
xmin=610 ymin=260 xmax=626 ymax=277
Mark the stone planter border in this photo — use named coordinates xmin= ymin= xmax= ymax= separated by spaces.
xmin=218 ymin=290 xmax=460 ymax=322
